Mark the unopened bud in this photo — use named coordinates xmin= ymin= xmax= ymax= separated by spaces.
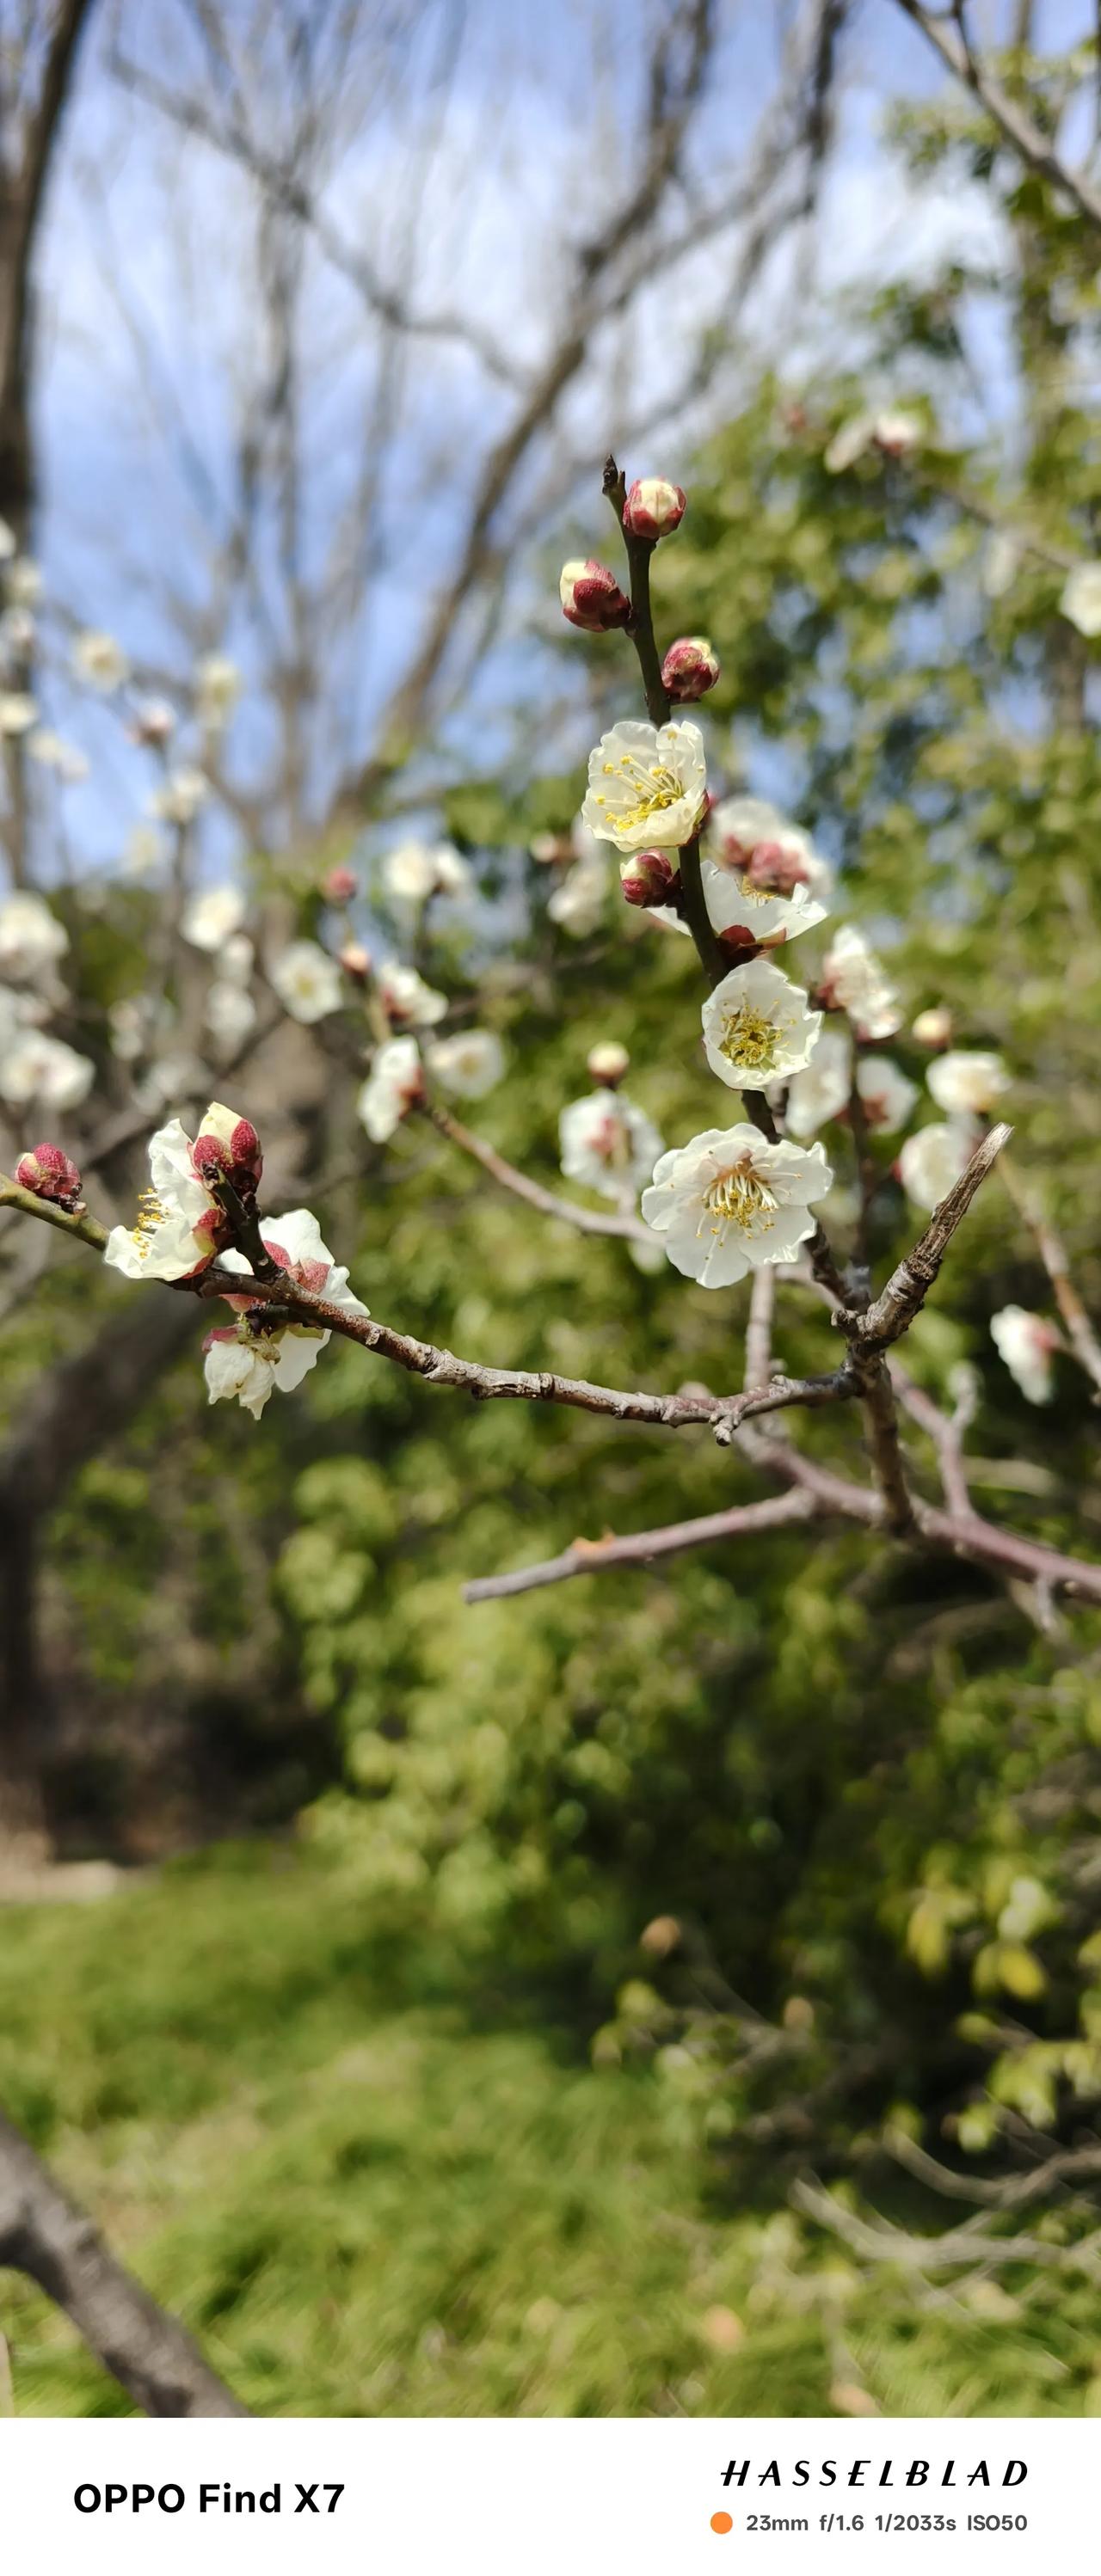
xmin=130 ymin=697 xmax=176 ymax=746
xmin=661 ymin=635 xmax=719 ymax=702
xmin=587 ymin=1040 xmax=630 ymax=1088
xmin=717 ymin=923 xmax=761 ymax=956
xmin=622 ymin=476 xmax=686 ymax=541
xmin=912 ymin=1005 xmax=953 ymax=1049
xmin=324 ymin=865 xmax=358 ymax=904
xmin=872 ymin=410 xmax=920 ymax=460
xmin=639 ymin=1915 xmax=681 ymax=1959
xmin=191 ymin=1102 xmax=263 ymax=1190
xmin=559 ymin=558 xmax=632 ymax=633
xmin=15 ymin=1141 xmax=83 ymax=1212
xmin=619 ymin=849 xmax=676 ymax=907
xmin=530 ymin=831 xmax=572 ymax=866
xmin=339 ymin=941 xmax=372 ymax=979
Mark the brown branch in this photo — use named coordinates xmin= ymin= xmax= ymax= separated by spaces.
xmin=999 ymin=1148 xmax=1101 ymax=1399
xmin=421 ymin=1101 xmax=653 ymax=1245
xmin=0 ymin=1171 xmax=107 ymax=1252
xmin=602 ymin=452 xmax=672 ymax=730
xmin=889 ymin=1359 xmax=973 ymax=1518
xmin=0 ymin=2109 xmax=248 ymax=2417
xmin=463 ymin=1488 xmax=815 ymax=1602
xmin=893 ymin=0 xmax=1101 ymax=231
xmin=858 ymin=1122 xmax=1012 ymax=1352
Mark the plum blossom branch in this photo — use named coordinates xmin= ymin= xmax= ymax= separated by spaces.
xmin=857 ymin=1123 xmax=1012 ymax=1352
xmin=421 ymin=1100 xmax=654 ymax=1246
xmin=997 ymin=1148 xmax=1101 ymax=1400
xmin=462 ymin=1489 xmax=814 ymax=1602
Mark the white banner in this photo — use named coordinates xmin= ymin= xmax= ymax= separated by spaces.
xmin=0 ymin=2417 xmax=1092 ymax=2573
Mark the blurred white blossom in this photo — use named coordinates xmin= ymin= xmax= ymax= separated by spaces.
xmin=269 ymin=939 xmax=342 ymax=1024
xmin=425 ymin=1029 xmax=504 ymax=1097
xmin=0 ymin=889 xmax=67 ymax=978
xmin=182 ymin=885 xmax=247 ymax=953
xmin=73 ymin=629 xmax=129 ymax=692
xmin=356 ymin=1035 xmax=423 ymax=1140
xmin=897 ymin=1121 xmax=976 ymax=1210
xmin=991 ymin=1305 xmax=1059 ymax=1405
xmin=559 ymin=1090 xmax=663 ymax=1200
xmin=0 ymin=1030 xmax=94 ymax=1110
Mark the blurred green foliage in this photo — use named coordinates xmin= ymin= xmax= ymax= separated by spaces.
xmin=2 ymin=1845 xmax=1099 ymax=2417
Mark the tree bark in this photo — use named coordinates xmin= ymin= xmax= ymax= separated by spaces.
xmin=0 ymin=2110 xmax=249 ymax=2414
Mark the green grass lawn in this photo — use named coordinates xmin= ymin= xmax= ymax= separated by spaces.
xmin=0 ymin=1842 xmax=1094 ymax=2417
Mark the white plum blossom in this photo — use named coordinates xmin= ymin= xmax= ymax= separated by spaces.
xmin=206 ymin=981 xmax=257 ymax=1052
xmin=897 ymin=1120 xmax=977 ymax=1211
xmin=912 ymin=1005 xmax=952 ymax=1049
xmin=701 ymin=857 xmax=827 ymax=951
xmin=73 ymin=629 xmax=129 ymax=692
xmin=376 ymin=959 xmax=447 ymax=1027
xmin=547 ymin=848 xmax=608 ymax=936
xmin=0 ymin=691 xmax=37 ymax=734
xmin=926 ymin=1049 xmax=1008 ymax=1118
xmin=0 ymin=1031 xmax=94 ymax=1110
xmin=28 ymin=727 xmax=89 ymax=782
xmin=0 ymin=604 xmax=34 ymax=656
xmin=220 ymin=933 xmax=255 ymax=987
xmin=0 ymin=519 xmax=14 ymax=562
xmin=0 ymin=889 xmax=68 ymax=978
xmin=706 ymin=795 xmax=832 ymax=905
xmin=642 ymin=1125 xmax=832 ymax=1288
xmin=195 ymin=653 xmax=242 ymax=727
xmin=991 ymin=1305 xmax=1060 ymax=1406
xmin=269 ymin=939 xmax=342 ymax=1024
xmin=425 ymin=1029 xmax=505 ymax=1098
xmin=778 ymin=1026 xmax=852 ymax=1139
xmin=104 ymin=1102 xmax=260 ymax=1281
xmin=133 ymin=1052 xmax=210 ymax=1113
xmin=983 ymin=532 xmax=1020 ymax=600
xmin=109 ymin=995 xmax=155 ymax=1063
xmin=382 ymin=840 xmax=438 ymax=904
xmin=825 ymin=410 xmax=921 ymax=473
xmin=7 ymin=558 xmax=41 ymax=605
xmin=581 ymin=719 xmax=708 ymax=854
xmin=559 ymin=1090 xmax=664 ymax=1201
xmin=152 ymin=767 xmax=209 ymax=825
xmin=434 ymin=844 xmax=471 ymax=896
xmin=124 ymin=824 xmax=163 ymax=878
xmin=356 ymin=1035 xmax=423 ymax=1141
xmin=383 ymin=839 xmax=471 ymax=904
xmin=855 ymin=1055 xmax=919 ymax=1131
xmin=1060 ymin=563 xmax=1101 ymax=638
xmin=204 ymin=1209 xmax=368 ymax=1420
xmin=182 ymin=885 xmax=247 ymax=952
xmin=702 ymin=958 xmax=821 ymax=1091
xmin=819 ymin=924 xmax=901 ymax=1039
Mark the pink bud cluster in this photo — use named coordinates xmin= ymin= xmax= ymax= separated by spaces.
xmin=559 ymin=559 xmax=632 ymax=633
xmin=15 ymin=1142 xmax=84 ymax=1212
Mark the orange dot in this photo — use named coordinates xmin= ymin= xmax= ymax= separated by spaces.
xmin=710 ymin=2512 xmax=734 ymax=2535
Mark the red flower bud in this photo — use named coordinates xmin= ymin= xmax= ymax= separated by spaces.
xmin=661 ymin=635 xmax=719 ymax=702
xmin=15 ymin=1141 xmax=84 ymax=1212
xmin=622 ymin=476 xmax=686 ymax=541
xmin=717 ymin=923 xmax=760 ymax=956
xmin=339 ymin=941 xmax=372 ymax=979
xmin=324 ymin=866 xmax=358 ymax=904
xmin=559 ymin=559 xmax=632 ymax=633
xmin=619 ymin=849 xmax=677 ymax=907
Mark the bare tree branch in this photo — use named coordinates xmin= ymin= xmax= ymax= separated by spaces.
xmin=463 ymin=1488 xmax=815 ymax=1602
xmin=892 ymin=0 xmax=1101 ymax=232
xmin=0 ymin=2109 xmax=249 ymax=2415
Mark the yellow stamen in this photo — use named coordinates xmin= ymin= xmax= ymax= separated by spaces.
xmin=717 ymin=1004 xmax=784 ymax=1078
xmin=698 ymin=1158 xmax=778 ymax=1240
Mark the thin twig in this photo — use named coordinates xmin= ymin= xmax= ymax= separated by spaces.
xmin=463 ymin=1489 xmax=814 ymax=1602
xmin=999 ymin=1148 xmax=1101 ymax=1398
xmin=421 ymin=1100 xmax=653 ymax=1246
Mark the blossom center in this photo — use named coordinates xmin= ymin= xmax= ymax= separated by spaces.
xmin=594 ymin=751 xmax=686 ymax=830
xmin=700 ymin=1158 xmax=778 ymax=1238
xmin=131 ymin=1186 xmax=169 ymax=1254
xmin=717 ymin=1003 xmax=782 ymax=1077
